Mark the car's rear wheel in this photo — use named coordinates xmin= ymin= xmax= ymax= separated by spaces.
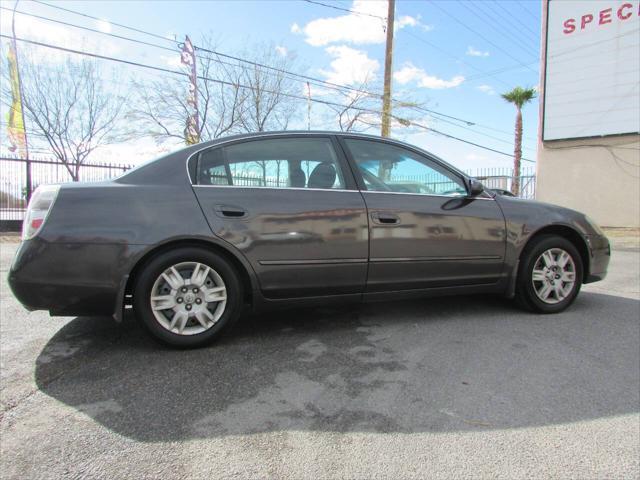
xmin=133 ymin=247 xmax=243 ymax=348
xmin=515 ymin=235 xmax=583 ymax=313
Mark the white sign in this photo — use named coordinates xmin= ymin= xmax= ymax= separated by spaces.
xmin=543 ymin=0 xmax=640 ymax=141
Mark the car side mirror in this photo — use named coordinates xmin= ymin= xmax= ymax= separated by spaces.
xmin=468 ymin=178 xmax=484 ymax=196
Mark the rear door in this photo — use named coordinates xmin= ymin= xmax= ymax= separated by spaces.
xmin=192 ymin=135 xmax=369 ymax=299
xmin=340 ymin=137 xmax=506 ymax=292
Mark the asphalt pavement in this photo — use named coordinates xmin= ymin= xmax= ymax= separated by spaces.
xmin=1 ymin=240 xmax=638 ymax=479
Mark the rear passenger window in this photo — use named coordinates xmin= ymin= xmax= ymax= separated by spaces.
xmin=197 ymin=137 xmax=345 ymax=190
xmin=198 ymin=148 xmax=228 ymax=185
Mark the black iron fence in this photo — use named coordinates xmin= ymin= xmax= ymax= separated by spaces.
xmin=469 ymin=166 xmax=536 ymax=199
xmin=0 ymin=156 xmax=536 ymax=223
xmin=0 ymin=156 xmax=133 ymax=221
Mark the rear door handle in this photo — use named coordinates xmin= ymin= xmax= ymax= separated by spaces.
xmin=215 ymin=205 xmax=247 ymax=218
xmin=371 ymin=212 xmax=400 ymax=225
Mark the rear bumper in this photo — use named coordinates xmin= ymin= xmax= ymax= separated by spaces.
xmin=584 ymin=234 xmax=610 ymax=284
xmin=7 ymin=238 xmax=144 ymax=316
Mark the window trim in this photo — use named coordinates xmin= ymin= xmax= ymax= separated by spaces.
xmin=337 ymin=135 xmax=478 ymax=199
xmin=191 ymin=134 xmax=359 ymax=191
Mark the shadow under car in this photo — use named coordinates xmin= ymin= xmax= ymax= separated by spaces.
xmin=34 ymin=292 xmax=640 ymax=442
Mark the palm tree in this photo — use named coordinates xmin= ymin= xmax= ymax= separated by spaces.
xmin=501 ymin=86 xmax=536 ymax=196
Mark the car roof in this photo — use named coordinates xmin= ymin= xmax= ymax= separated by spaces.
xmin=194 ymin=130 xmax=398 ymax=148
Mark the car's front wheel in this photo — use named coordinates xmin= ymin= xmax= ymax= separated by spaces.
xmin=515 ymin=235 xmax=583 ymax=313
xmin=133 ymin=247 xmax=243 ymax=348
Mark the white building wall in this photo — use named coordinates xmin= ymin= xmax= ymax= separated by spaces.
xmin=537 ymin=134 xmax=640 ymax=227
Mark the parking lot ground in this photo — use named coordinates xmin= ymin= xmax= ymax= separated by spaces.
xmin=1 ymin=241 xmax=638 ymax=479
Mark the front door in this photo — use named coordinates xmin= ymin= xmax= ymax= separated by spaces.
xmin=340 ymin=137 xmax=506 ymax=292
xmin=192 ymin=135 xmax=369 ymax=299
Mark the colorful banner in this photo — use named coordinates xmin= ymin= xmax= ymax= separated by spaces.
xmin=6 ymin=43 xmax=27 ymax=157
xmin=180 ymin=36 xmax=200 ymax=145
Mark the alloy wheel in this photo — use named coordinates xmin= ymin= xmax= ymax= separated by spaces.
xmin=531 ymin=248 xmax=577 ymax=305
xmin=150 ymin=261 xmax=227 ymax=335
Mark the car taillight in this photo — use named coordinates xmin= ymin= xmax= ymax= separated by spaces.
xmin=22 ymin=185 xmax=60 ymax=240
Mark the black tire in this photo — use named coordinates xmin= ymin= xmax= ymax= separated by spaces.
xmin=133 ymin=247 xmax=243 ymax=348
xmin=515 ymin=234 xmax=583 ymax=314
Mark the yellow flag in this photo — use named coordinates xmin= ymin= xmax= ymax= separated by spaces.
xmin=6 ymin=43 xmax=26 ymax=157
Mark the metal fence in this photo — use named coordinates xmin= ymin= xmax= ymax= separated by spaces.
xmin=0 ymin=156 xmax=133 ymax=220
xmin=468 ymin=166 xmax=536 ymax=199
xmin=0 ymin=156 xmax=536 ymax=222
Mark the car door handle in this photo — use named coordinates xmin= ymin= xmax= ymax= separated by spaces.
xmin=215 ymin=205 xmax=247 ymax=218
xmin=371 ymin=212 xmax=400 ymax=225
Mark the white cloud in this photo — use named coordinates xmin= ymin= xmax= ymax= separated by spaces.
xmin=477 ymin=84 xmax=495 ymax=95
xmin=466 ymin=46 xmax=489 ymax=57
xmin=0 ymin=13 xmax=120 ymax=63
xmin=319 ymin=45 xmax=379 ymax=85
xmin=465 ymin=153 xmax=487 ymax=162
xmin=275 ymin=45 xmax=288 ymax=57
xmin=396 ymin=15 xmax=417 ymax=28
xmin=396 ymin=13 xmax=432 ymax=32
xmin=160 ymin=54 xmax=183 ymax=69
xmin=394 ymin=63 xmax=464 ymax=89
xmin=95 ymin=19 xmax=112 ymax=34
xmin=304 ymin=83 xmax=332 ymax=98
xmin=95 ymin=137 xmax=180 ymax=166
xmin=294 ymin=0 xmax=423 ymax=46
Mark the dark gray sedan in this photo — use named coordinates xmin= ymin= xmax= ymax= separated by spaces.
xmin=8 ymin=132 xmax=610 ymax=347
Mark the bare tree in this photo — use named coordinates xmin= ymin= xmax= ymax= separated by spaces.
xmin=325 ymin=76 xmax=422 ymax=137
xmin=7 ymin=53 xmax=126 ymax=181
xmin=325 ymin=77 xmax=380 ymax=133
xmin=130 ymin=39 xmax=300 ymax=146
xmin=324 ymin=77 xmax=426 ymax=181
xmin=237 ymin=43 xmax=299 ymax=133
xmin=129 ymin=37 xmax=246 ymax=144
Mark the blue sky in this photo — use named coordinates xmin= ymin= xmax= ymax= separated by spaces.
xmin=1 ymin=0 xmax=542 ymax=171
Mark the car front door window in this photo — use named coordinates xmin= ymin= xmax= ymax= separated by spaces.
xmin=344 ymin=139 xmax=467 ymax=196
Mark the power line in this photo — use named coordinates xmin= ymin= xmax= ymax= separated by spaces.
xmin=1 ymin=43 xmax=534 ymax=151
xmin=7 ymin=5 xmax=524 ymax=144
xmin=0 ymin=33 xmax=393 ymax=116
xmin=490 ymin=0 xmax=539 ymax=39
xmin=464 ymin=62 xmax=537 ymax=82
xmin=7 ymin=6 xmax=431 ymax=117
xmin=0 ymin=6 xmax=177 ymax=53
xmin=301 ymin=0 xmax=386 ymax=20
xmin=31 ymin=0 xmax=174 ymax=44
xmin=300 ymin=0 xmax=538 ymax=88
xmin=410 ymin=121 xmax=536 ymax=163
xmin=465 ymin=1 xmax=538 ymax=57
xmin=399 ymin=29 xmax=537 ymax=90
xmin=429 ymin=0 xmax=538 ymax=73
xmin=516 ymin=0 xmax=540 ymax=19
xmin=1 ymin=34 xmax=534 ymax=162
xmin=1 ymin=6 xmax=377 ymax=100
xmin=4 ymin=6 xmax=387 ymax=104
xmin=25 ymin=0 xmax=534 ymax=142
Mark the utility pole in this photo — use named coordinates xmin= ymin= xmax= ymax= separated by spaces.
xmin=306 ymin=81 xmax=311 ymax=130
xmin=380 ymin=0 xmax=395 ymax=138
